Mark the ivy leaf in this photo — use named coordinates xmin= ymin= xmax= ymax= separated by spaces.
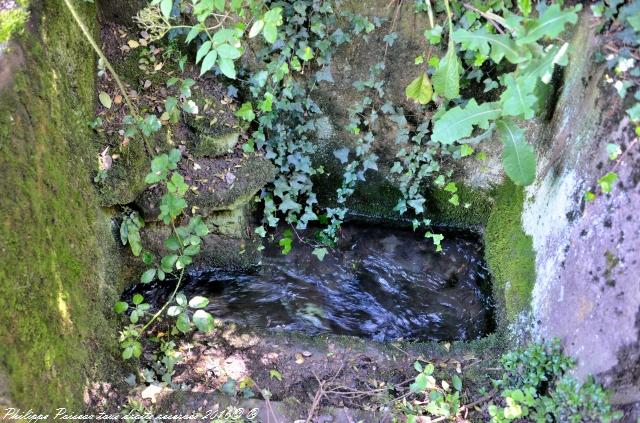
xmin=517 ymin=4 xmax=581 ymax=45
xmin=432 ymin=40 xmax=460 ymax=100
xmin=312 ymin=247 xmax=328 ymax=261
xmin=193 ymin=310 xmax=215 ymax=332
xmin=405 ymin=72 xmax=433 ymax=105
xmin=333 ymin=148 xmax=350 ymax=164
xmin=235 ymin=102 xmax=255 ymax=121
xmin=431 ymin=100 xmax=501 ymax=145
xmin=497 ymin=119 xmax=536 ymax=186
xmin=598 ymin=172 xmax=618 ymax=193
xmin=500 ymin=74 xmax=537 ymax=120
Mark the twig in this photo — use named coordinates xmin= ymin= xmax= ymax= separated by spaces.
xmin=62 ymin=0 xmax=138 ymax=114
xmin=463 ymin=3 xmax=505 ymax=34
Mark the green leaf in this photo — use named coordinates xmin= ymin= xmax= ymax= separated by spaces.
xmin=184 ymin=244 xmax=201 ymax=256
xmin=500 ymin=74 xmax=537 ymax=120
xmin=497 ymin=119 xmax=536 ymax=186
xmin=431 ymin=100 xmax=501 ymax=145
xmin=188 ymin=296 xmax=209 ymax=309
xmin=262 ymin=7 xmax=283 ymax=43
xmin=405 ymin=72 xmax=433 ymax=105
xmin=99 ymin=91 xmax=112 ymax=109
xmin=167 ymin=305 xmax=182 ymax=316
xmin=140 ymin=268 xmax=156 ymax=284
xmin=279 ymin=236 xmax=292 ymax=255
xmin=193 ymin=309 xmax=215 ymax=332
xmin=218 ymin=58 xmax=236 ymax=79
xmin=196 ymin=41 xmax=211 ymax=64
xmin=607 ymin=143 xmax=622 ymax=161
xmin=598 ymin=172 xmax=618 ymax=193
xmin=132 ymin=294 xmax=144 ymax=305
xmin=176 ymin=312 xmax=191 ymax=333
xmin=518 ymin=0 xmax=532 ymax=16
xmin=235 ymin=102 xmax=255 ymax=121
xmin=114 ymin=301 xmax=129 ymax=314
xmin=200 ymin=50 xmax=218 ymax=76
xmin=160 ymin=254 xmax=178 ymax=272
xmin=160 ymin=0 xmax=173 ymax=19
xmin=312 ymin=247 xmax=328 ymax=261
xmin=269 ymin=369 xmax=283 ymax=381
xmin=217 ymin=43 xmax=242 ymax=60
xmin=452 ymin=374 xmax=462 ymax=391
xmin=432 ymin=40 xmax=460 ymax=100
xmin=248 ymin=19 xmax=264 ymax=38
xmin=176 ymin=292 xmax=187 ymax=307
xmin=517 ymin=4 xmax=581 ymax=45
xmin=410 ymin=373 xmax=428 ymax=393
xmin=521 ymin=43 xmax=569 ymax=84
xmin=459 ymin=144 xmax=474 ymax=157
xmin=452 ymin=28 xmax=524 ymax=64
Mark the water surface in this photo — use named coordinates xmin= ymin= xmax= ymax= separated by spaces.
xmin=138 ymin=225 xmax=493 ymax=341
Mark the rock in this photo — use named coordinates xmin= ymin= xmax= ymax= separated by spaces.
xmin=136 ymin=153 xmax=276 ymax=221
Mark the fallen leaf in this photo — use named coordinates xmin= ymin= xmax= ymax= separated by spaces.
xmin=295 ymin=353 xmax=304 ymax=364
xmin=224 ymin=172 xmax=236 ymax=185
xmin=113 ymin=95 xmax=122 ymax=105
xmin=127 ymin=39 xmax=140 ymax=48
xmin=98 ymin=91 xmax=112 ymax=109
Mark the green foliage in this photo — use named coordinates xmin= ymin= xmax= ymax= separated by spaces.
xmin=497 ymin=119 xmax=536 ymax=186
xmin=405 ymin=72 xmax=433 ymax=105
xmin=0 ymin=7 xmax=29 ymax=43
xmin=488 ymin=340 xmax=621 ymax=423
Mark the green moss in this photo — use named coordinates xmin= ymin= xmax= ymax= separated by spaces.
xmin=425 ymin=183 xmax=494 ymax=228
xmin=484 ymin=181 xmax=536 ymax=322
xmin=190 ymin=131 xmax=239 ymax=158
xmin=0 ymin=8 xmax=29 ymax=43
xmin=0 ymin=1 xmax=124 ymax=409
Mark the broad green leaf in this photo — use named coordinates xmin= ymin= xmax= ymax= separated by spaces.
xmin=497 ymin=119 xmax=536 ymax=186
xmin=99 ymin=91 xmax=112 ymax=109
xmin=160 ymin=0 xmax=172 ymax=19
xmin=185 ymin=25 xmax=202 ymax=43
xmin=248 ymin=19 xmax=264 ymax=38
xmin=200 ymin=50 xmax=217 ymax=76
xmin=521 ymin=43 xmax=569 ymax=84
xmin=517 ymin=4 xmax=581 ymax=45
xmin=184 ymin=244 xmax=201 ymax=256
xmin=452 ymin=374 xmax=462 ymax=391
xmin=176 ymin=312 xmax=191 ymax=333
xmin=269 ymin=369 xmax=283 ymax=381
xmin=140 ymin=268 xmax=156 ymax=284
xmin=453 ymin=28 xmax=524 ymax=64
xmin=132 ymin=294 xmax=144 ymax=305
xmin=410 ymin=373 xmax=428 ymax=393
xmin=193 ymin=310 xmax=215 ymax=332
xmin=217 ymin=43 xmax=242 ymax=60
xmin=431 ymin=100 xmax=501 ymax=144
xmin=405 ymin=72 xmax=433 ymax=105
xmin=263 ymin=23 xmax=279 ymax=43
xmin=218 ymin=58 xmax=236 ymax=79
xmin=196 ymin=41 xmax=211 ymax=64
xmin=188 ymin=296 xmax=209 ymax=309
xmin=432 ymin=41 xmax=460 ymax=100
xmin=167 ymin=305 xmax=182 ymax=316
xmin=114 ymin=301 xmax=128 ymax=314
xmin=176 ymin=292 xmax=187 ymax=307
xmin=500 ymin=73 xmax=537 ymax=120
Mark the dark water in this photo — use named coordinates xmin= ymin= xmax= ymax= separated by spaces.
xmin=136 ymin=225 xmax=494 ymax=342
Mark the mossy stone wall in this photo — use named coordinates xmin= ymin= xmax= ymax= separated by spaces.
xmin=0 ymin=1 xmax=123 ymax=410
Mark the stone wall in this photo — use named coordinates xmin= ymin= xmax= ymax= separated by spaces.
xmin=522 ymin=11 xmax=640 ymax=410
xmin=0 ymin=0 xmax=125 ymax=410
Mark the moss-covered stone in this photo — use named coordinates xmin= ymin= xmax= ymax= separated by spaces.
xmin=425 ymin=183 xmax=494 ymax=229
xmin=136 ymin=154 xmax=275 ymax=220
xmin=190 ymin=130 xmax=240 ymax=158
xmin=94 ymin=135 xmax=150 ymax=206
xmin=0 ymin=4 xmax=29 ymax=43
xmin=484 ymin=181 xmax=536 ymax=323
xmin=0 ymin=0 xmax=125 ymax=409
